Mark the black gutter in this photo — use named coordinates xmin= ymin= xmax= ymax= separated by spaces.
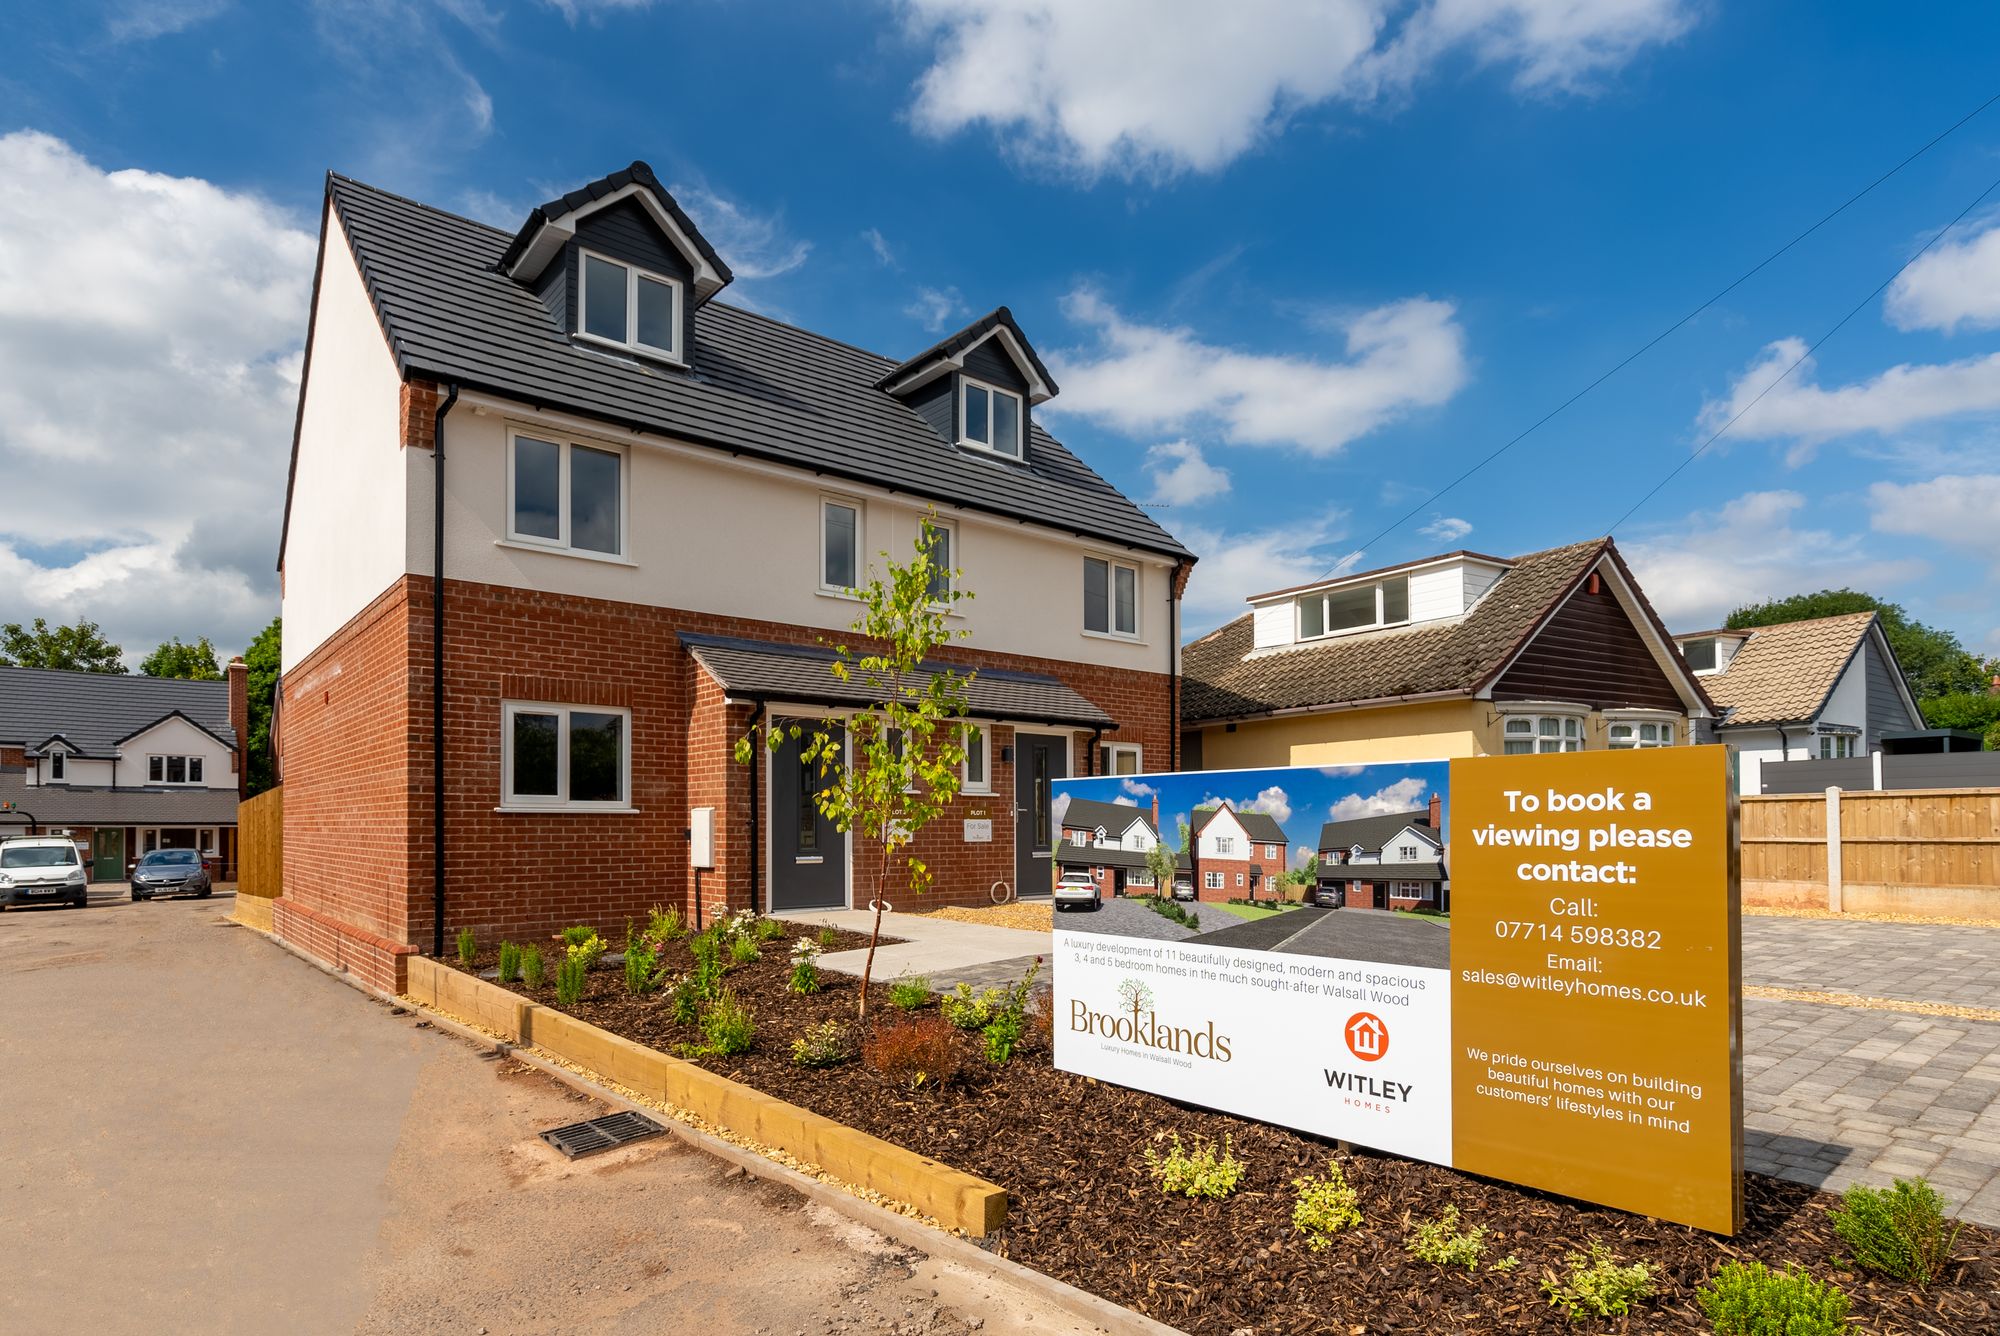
xmin=431 ymin=381 xmax=460 ymax=959
xmin=1086 ymin=726 xmax=1102 ymax=777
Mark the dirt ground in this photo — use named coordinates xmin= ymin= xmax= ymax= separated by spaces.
xmin=0 ymin=891 xmax=1105 ymax=1336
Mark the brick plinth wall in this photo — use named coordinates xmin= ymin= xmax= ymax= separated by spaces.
xmin=276 ymin=572 xmax=1174 ymax=978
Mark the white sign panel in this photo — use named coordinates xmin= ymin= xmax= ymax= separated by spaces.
xmin=963 ymin=818 xmax=993 ymax=843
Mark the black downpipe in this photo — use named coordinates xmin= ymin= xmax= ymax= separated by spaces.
xmin=431 ymin=382 xmax=459 ymax=958
xmin=1087 ymin=726 xmax=1102 ymax=776
xmin=1168 ymin=562 xmax=1183 ymax=771
xmin=746 ymin=700 xmax=766 ymax=924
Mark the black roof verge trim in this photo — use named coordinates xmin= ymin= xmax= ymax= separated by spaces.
xmin=496 ymin=160 xmax=733 ymax=292
xmin=875 ymin=306 xmax=1059 ymax=401
xmin=111 ymin=709 xmax=240 ymax=753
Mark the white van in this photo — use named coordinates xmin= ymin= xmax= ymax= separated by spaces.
xmin=0 ymin=836 xmax=90 ymax=910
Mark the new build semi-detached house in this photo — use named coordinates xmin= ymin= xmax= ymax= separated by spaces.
xmin=276 ymin=162 xmax=1193 ymax=991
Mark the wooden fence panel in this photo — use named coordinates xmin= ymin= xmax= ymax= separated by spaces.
xmin=1741 ymin=788 xmax=2000 ymax=918
xmin=237 ymin=786 xmax=283 ymax=899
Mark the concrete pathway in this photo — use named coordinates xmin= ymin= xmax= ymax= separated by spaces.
xmin=778 ymin=906 xmax=1052 ymax=994
xmin=1744 ymin=914 xmax=2000 ymax=1010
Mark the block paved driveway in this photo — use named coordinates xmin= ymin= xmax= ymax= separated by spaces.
xmin=0 ymin=890 xmax=1099 ymax=1336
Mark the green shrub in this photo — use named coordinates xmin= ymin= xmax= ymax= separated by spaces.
xmin=1829 ymin=1176 xmax=1961 ymax=1286
xmin=790 ymin=1019 xmax=852 ymax=1068
xmin=753 ymin=916 xmax=786 ymax=942
xmin=455 ymin=927 xmax=476 ymax=967
xmin=555 ymin=954 xmax=588 ymax=1007
xmin=1144 ymin=1133 xmax=1245 ymax=1200
xmin=888 ymin=974 xmax=932 ymax=1010
xmin=560 ymin=924 xmax=597 ymax=948
xmin=816 ymin=924 xmax=838 ymax=950
xmin=941 ymin=982 xmax=1002 ymax=1031
xmin=667 ymin=974 xmax=701 ymax=1025
xmin=689 ymin=988 xmax=755 ymax=1056
xmin=983 ymin=1009 xmax=1025 ymax=1063
xmin=1291 ymin=1162 xmax=1362 ymax=1248
xmin=728 ymin=933 xmax=762 ymax=965
xmin=787 ymin=939 xmax=823 ymax=994
xmin=1697 ymin=1260 xmax=1849 ymax=1336
xmin=496 ymin=940 xmax=522 ymax=983
xmin=520 ymin=944 xmax=545 ymax=990
xmin=624 ymin=941 xmax=659 ymax=995
xmin=1541 ymin=1241 xmax=1655 ymax=1320
xmin=647 ymin=904 xmax=686 ymax=943
xmin=560 ymin=926 xmax=606 ymax=970
xmin=689 ymin=932 xmax=724 ymax=1000
xmin=1405 ymin=1204 xmax=1486 ymax=1271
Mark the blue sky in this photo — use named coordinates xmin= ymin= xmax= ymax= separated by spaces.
xmin=3 ymin=1 xmax=1999 ymax=662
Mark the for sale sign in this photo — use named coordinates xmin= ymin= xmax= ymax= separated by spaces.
xmin=1050 ymin=747 xmax=1742 ymax=1234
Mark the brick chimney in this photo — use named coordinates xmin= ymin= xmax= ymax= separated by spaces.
xmin=1151 ymin=794 xmax=1161 ymax=833
xmin=1427 ymin=792 xmax=1442 ymax=830
xmin=226 ymin=656 xmax=249 ymax=798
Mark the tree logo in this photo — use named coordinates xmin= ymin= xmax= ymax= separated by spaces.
xmin=1117 ymin=978 xmax=1156 ymax=1022
xmin=1344 ymin=1012 xmax=1389 ymax=1062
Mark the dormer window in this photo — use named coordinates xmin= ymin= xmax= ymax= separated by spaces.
xmin=1682 ymin=637 xmax=1718 ymax=672
xmin=959 ymin=377 xmax=1023 ymax=458
xmin=1299 ymin=575 xmax=1410 ymax=640
xmin=48 ymin=752 xmax=65 ymax=782
xmin=578 ymin=249 xmax=682 ymax=361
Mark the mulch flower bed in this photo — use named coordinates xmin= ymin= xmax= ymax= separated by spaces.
xmin=453 ymin=929 xmax=1999 ymax=1335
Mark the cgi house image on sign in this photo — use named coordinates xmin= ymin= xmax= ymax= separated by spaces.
xmin=1050 ymin=748 xmax=1743 ymax=1234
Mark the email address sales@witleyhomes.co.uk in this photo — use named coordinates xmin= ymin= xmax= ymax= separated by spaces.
xmin=1459 ymin=969 xmax=1710 ymax=1009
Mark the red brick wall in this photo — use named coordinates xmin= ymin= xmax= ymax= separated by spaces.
xmin=226 ymin=657 xmax=249 ymax=796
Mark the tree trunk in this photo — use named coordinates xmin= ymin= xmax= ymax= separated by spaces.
xmin=856 ymin=838 xmax=889 ymax=1017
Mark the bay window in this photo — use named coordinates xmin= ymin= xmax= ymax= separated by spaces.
xmin=1608 ymin=720 xmax=1677 ymax=749
xmin=1502 ymin=715 xmax=1582 ymax=754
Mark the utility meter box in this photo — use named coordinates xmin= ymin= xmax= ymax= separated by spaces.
xmin=689 ymin=806 xmax=715 ymax=869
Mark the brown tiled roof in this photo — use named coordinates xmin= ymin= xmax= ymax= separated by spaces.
xmin=1698 ymin=612 xmax=1876 ymax=728
xmin=1182 ymin=539 xmax=1611 ymax=724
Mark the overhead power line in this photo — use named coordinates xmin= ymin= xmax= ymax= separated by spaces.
xmin=1319 ymin=85 xmax=2000 ymax=574
xmin=1606 ymin=166 xmax=2000 ymax=533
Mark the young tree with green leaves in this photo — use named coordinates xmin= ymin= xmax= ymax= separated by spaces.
xmin=138 ymin=636 xmax=223 ymax=680
xmin=1143 ymin=836 xmax=1178 ymax=899
xmin=243 ymin=618 xmax=282 ymax=794
xmin=734 ymin=517 xmax=975 ymax=1015
xmin=0 ymin=617 xmax=126 ymax=673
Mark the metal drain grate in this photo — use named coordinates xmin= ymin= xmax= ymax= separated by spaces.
xmin=539 ymin=1111 xmax=666 ymax=1159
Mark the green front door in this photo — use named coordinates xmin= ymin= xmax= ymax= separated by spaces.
xmin=92 ymin=828 xmax=124 ymax=882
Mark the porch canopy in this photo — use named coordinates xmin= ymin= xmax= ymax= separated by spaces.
xmin=681 ymin=632 xmax=1116 ymax=730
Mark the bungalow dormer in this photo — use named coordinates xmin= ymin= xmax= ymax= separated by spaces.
xmin=498 ymin=162 xmax=733 ymax=367
xmin=1674 ymin=630 xmax=1752 ymax=676
xmin=1249 ymin=551 xmax=1513 ymax=652
xmin=876 ymin=308 xmax=1058 ymax=464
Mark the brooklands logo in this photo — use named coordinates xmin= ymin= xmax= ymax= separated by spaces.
xmin=1069 ymin=977 xmax=1234 ymax=1063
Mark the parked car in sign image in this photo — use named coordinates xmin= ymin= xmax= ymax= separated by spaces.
xmin=130 ymin=849 xmax=213 ymax=901
xmin=1053 ymin=869 xmax=1101 ymax=911
xmin=0 ymin=836 xmax=90 ymax=909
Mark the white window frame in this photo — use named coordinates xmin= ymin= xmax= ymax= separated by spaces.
xmin=1608 ymin=719 xmax=1677 ymax=750
xmin=1236 ymin=872 xmax=1245 ymax=888
xmin=1099 ymin=742 xmax=1143 ymax=776
xmin=500 ymin=701 xmax=634 ymax=812
xmin=922 ymin=518 xmax=956 ymax=604
xmin=506 ymin=430 xmax=629 ymax=560
xmin=1265 ymin=843 xmax=1276 ymax=859
xmin=147 ymin=754 xmax=205 ymax=785
xmin=1204 ymin=870 xmax=1224 ymax=891
xmin=961 ymin=722 xmax=990 ymax=793
xmin=819 ymin=495 xmax=863 ymax=594
xmin=1214 ymin=835 xmax=1236 ymax=855
xmin=1818 ymin=733 xmax=1856 ymax=759
xmin=1681 ymin=636 xmax=1720 ymax=675
xmin=957 ymin=375 xmax=1024 ymax=459
xmin=575 ymin=247 xmax=684 ymax=362
xmin=1296 ymin=576 xmax=1412 ymax=642
xmin=1084 ymin=556 xmax=1141 ymax=640
xmin=48 ymin=751 xmax=65 ymax=782
xmin=1500 ymin=712 xmax=1584 ymax=755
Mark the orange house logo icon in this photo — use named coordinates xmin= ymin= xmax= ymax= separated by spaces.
xmin=1345 ymin=1012 xmax=1389 ymax=1062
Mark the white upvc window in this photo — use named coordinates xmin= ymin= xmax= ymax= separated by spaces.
xmin=1609 ymin=720 xmax=1677 ymax=749
xmin=820 ymin=497 xmax=861 ymax=592
xmin=1236 ymin=872 xmax=1245 ymax=887
xmin=1398 ymin=843 xmax=1420 ymax=861
xmin=1265 ymin=844 xmax=1277 ymax=860
xmin=1681 ymin=637 xmax=1719 ymax=673
xmin=962 ymin=723 xmax=990 ymax=793
xmin=922 ymin=519 xmax=955 ymax=603
xmin=508 ymin=431 xmax=626 ymax=558
xmin=577 ymin=248 xmax=683 ymax=361
xmin=1204 ymin=870 xmax=1224 ymax=890
xmin=959 ymin=376 xmax=1024 ymax=458
xmin=1297 ymin=575 xmax=1410 ymax=641
xmin=1214 ymin=836 xmax=1235 ymax=855
xmin=1502 ymin=715 xmax=1582 ymax=755
xmin=1818 ymin=734 xmax=1856 ymax=759
xmin=147 ymin=755 xmax=205 ymax=784
xmin=1084 ymin=557 xmax=1139 ymax=638
xmin=1099 ymin=742 xmax=1142 ymax=776
xmin=501 ymin=701 xmax=632 ymax=810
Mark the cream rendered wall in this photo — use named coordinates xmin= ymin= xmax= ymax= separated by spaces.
xmin=413 ymin=403 xmax=1178 ymax=674
xmin=1197 ymin=701 xmax=1484 ymax=771
xmin=27 ymin=756 xmax=113 ymax=787
xmin=281 ymin=211 xmax=411 ymax=673
xmin=121 ymin=715 xmax=238 ymax=789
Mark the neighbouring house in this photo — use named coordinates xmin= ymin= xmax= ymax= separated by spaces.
xmin=1054 ymin=793 xmax=1163 ymax=897
xmin=1317 ymin=792 xmax=1447 ymax=912
xmin=1190 ymin=802 xmax=1287 ymax=902
xmin=0 ymin=663 xmax=248 ymax=880
xmin=274 ymin=161 xmax=1193 ymax=991
xmin=1180 ymin=539 xmax=1714 ymax=770
xmin=1672 ymin=612 xmax=1924 ymax=794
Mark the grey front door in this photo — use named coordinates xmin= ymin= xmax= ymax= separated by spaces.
xmin=770 ymin=720 xmax=847 ymax=912
xmin=1013 ymin=732 xmax=1067 ymax=899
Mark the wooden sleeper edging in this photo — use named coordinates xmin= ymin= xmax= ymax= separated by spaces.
xmin=403 ymin=957 xmax=1007 ymax=1237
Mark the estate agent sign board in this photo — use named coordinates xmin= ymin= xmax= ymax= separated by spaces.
xmin=1051 ymin=746 xmax=1743 ymax=1234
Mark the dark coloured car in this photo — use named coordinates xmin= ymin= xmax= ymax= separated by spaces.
xmin=0 ymin=837 xmax=90 ymax=909
xmin=1309 ymin=883 xmax=1346 ymax=909
xmin=130 ymin=849 xmax=213 ymax=901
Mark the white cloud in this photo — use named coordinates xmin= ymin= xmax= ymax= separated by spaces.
xmin=1292 ymin=845 xmax=1319 ymax=869
xmin=1052 ymin=290 xmax=1467 ymax=454
xmin=1870 ymin=474 xmax=2000 ymax=568
xmin=1701 ymin=337 xmax=2000 ymax=452
xmin=310 ymin=0 xmax=495 ymax=184
xmin=1121 ymin=777 xmax=1158 ymax=798
xmin=898 ymin=0 xmax=1695 ymax=178
xmin=1886 ymin=217 xmax=2000 ymax=334
xmin=674 ymin=185 xmax=812 ymax=282
xmin=543 ymin=0 xmax=656 ymax=19
xmin=862 ymin=227 xmax=898 ymax=267
xmin=106 ymin=0 xmax=230 ymax=41
xmin=1418 ymin=514 xmax=1472 ymax=542
xmin=0 ymin=132 xmax=314 ymax=660
xmin=1245 ymin=785 xmax=1293 ymax=824
xmin=1623 ymin=490 xmax=1925 ymax=631
xmin=1329 ymin=777 xmax=1428 ymax=821
xmin=904 ymin=285 xmax=965 ymax=333
xmin=1146 ymin=440 xmax=1231 ymax=506
xmin=1175 ymin=514 xmax=1359 ymax=633
xmin=1112 ymin=795 xmax=1138 ymax=807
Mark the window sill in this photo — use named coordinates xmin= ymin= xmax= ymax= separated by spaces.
xmin=814 ymin=586 xmax=863 ymax=604
xmin=956 ymin=440 xmax=1027 ymax=466
xmin=1080 ymin=628 xmax=1145 ymax=646
xmin=494 ymin=538 xmax=637 ymax=567
xmin=572 ymin=330 xmax=687 ymax=369
xmin=493 ymin=805 xmax=643 ymax=815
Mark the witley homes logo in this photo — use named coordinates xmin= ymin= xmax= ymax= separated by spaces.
xmin=1068 ymin=978 xmax=1234 ymax=1062
xmin=1328 ymin=1011 xmax=1414 ymax=1105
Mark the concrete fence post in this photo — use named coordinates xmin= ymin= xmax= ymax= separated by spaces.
xmin=1871 ymin=749 xmax=1884 ymax=791
xmin=1825 ymin=786 xmax=1843 ymax=914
